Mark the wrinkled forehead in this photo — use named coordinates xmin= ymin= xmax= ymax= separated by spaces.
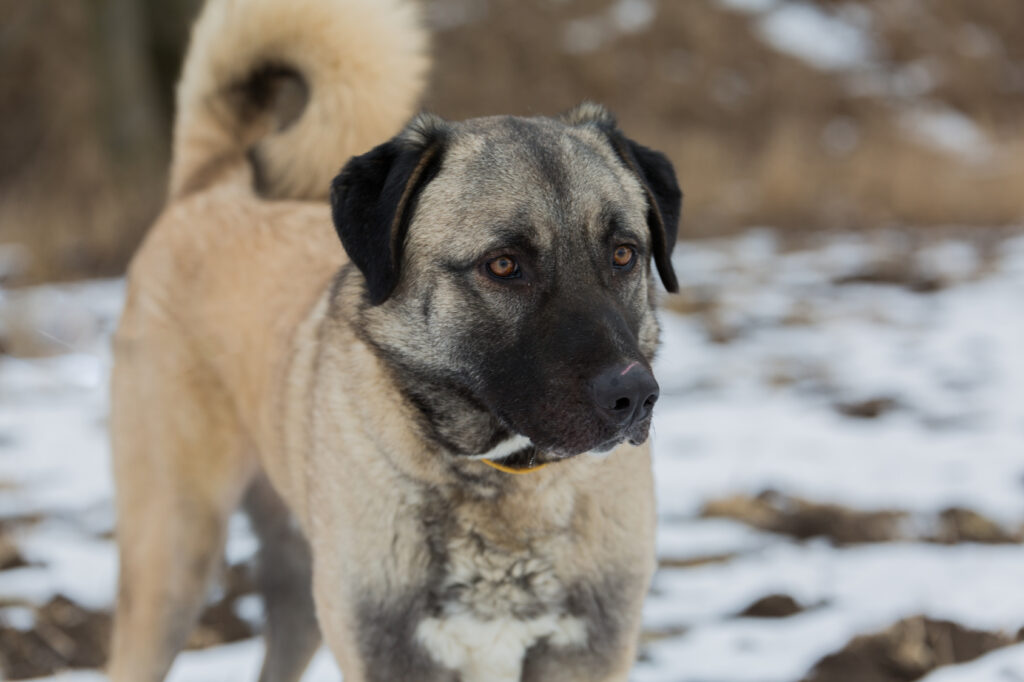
xmin=408 ymin=117 xmax=649 ymax=255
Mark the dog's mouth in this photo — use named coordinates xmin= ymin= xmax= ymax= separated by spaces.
xmin=477 ymin=417 xmax=653 ymax=474
xmin=479 ymin=445 xmax=554 ymax=474
xmin=541 ymin=411 xmax=654 ymax=458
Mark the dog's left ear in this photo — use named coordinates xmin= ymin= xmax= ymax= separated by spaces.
xmin=563 ymin=102 xmax=681 ymax=293
xmin=330 ymin=113 xmax=447 ymax=305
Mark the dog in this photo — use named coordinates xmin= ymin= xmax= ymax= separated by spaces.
xmin=108 ymin=0 xmax=682 ymax=680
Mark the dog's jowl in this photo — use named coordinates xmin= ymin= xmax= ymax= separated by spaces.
xmin=109 ymin=1 xmax=681 ymax=681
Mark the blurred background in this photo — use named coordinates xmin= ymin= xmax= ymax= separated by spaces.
xmin=1 ymin=1 xmax=1023 ymax=681
xmin=1 ymin=0 xmax=1023 ymax=284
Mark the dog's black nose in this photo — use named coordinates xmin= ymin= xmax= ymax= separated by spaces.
xmin=590 ymin=362 xmax=659 ymax=427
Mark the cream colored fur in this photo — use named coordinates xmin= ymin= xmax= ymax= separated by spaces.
xmin=171 ymin=0 xmax=428 ymax=200
xmin=111 ymin=2 xmax=659 ymax=681
xmin=110 ymin=1 xmax=429 ymax=680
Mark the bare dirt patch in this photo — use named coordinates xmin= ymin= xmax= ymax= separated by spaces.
xmin=0 ymin=562 xmax=258 ymax=680
xmin=737 ymin=593 xmax=807 ymax=619
xmin=0 ymin=538 xmax=30 ymax=572
xmin=0 ymin=596 xmax=111 ymax=680
xmin=701 ymin=491 xmax=1023 ymax=545
xmin=834 ymin=396 xmax=902 ymax=420
xmin=701 ymin=491 xmax=908 ymax=545
xmin=803 ymin=616 xmax=1023 ymax=682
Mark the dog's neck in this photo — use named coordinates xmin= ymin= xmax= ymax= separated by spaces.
xmin=394 ymin=366 xmax=516 ymax=458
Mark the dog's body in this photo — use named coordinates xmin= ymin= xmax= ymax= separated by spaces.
xmin=109 ymin=1 xmax=681 ymax=681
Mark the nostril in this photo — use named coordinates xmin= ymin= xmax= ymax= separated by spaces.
xmin=639 ymin=393 xmax=658 ymax=419
xmin=591 ymin=362 xmax=659 ymax=426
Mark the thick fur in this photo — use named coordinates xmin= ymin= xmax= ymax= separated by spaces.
xmin=110 ymin=1 xmax=680 ymax=681
xmin=170 ymin=0 xmax=428 ymax=200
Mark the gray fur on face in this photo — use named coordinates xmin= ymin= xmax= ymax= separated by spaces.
xmin=347 ymin=109 xmax=668 ymax=460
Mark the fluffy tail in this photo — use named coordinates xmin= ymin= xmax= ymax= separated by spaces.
xmin=169 ymin=0 xmax=429 ymax=200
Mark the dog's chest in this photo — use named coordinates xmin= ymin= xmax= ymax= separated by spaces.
xmin=414 ymin=511 xmax=587 ymax=682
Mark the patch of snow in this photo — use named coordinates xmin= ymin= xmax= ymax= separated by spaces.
xmin=0 ymin=605 xmax=36 ymax=630
xmin=424 ymin=0 xmax=488 ymax=31
xmin=656 ymin=518 xmax=775 ymax=561
xmin=0 ymin=399 xmax=112 ymax=518
xmin=900 ymin=105 xmax=993 ymax=162
xmin=562 ymin=16 xmax=608 ymax=55
xmin=915 ymin=240 xmax=982 ymax=283
xmin=563 ymin=0 xmax=656 ymax=54
xmin=716 ymin=0 xmax=779 ymax=13
xmin=0 ymin=522 xmax=117 ymax=610
xmin=9 ymin=230 xmax=1024 ymax=682
xmin=652 ymin=231 xmax=1024 ymax=524
xmin=610 ymin=0 xmax=655 ymax=34
xmin=639 ymin=543 xmax=1024 ymax=681
xmin=233 ymin=594 xmax=264 ymax=628
xmin=757 ymin=2 xmax=874 ymax=71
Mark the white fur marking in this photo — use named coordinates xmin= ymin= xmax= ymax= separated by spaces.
xmin=467 ymin=433 xmax=533 ymax=461
xmin=416 ymin=613 xmax=587 ymax=682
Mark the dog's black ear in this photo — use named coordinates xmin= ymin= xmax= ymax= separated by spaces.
xmin=562 ymin=102 xmax=681 ymax=293
xmin=330 ymin=114 xmax=447 ymax=305
xmin=610 ymin=135 xmax=681 ymax=292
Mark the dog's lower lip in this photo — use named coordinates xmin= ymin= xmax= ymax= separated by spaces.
xmin=592 ymin=438 xmax=622 ymax=453
xmin=627 ymin=430 xmax=651 ymax=446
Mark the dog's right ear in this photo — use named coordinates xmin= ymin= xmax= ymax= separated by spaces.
xmin=562 ymin=102 xmax=681 ymax=293
xmin=330 ymin=114 xmax=447 ymax=305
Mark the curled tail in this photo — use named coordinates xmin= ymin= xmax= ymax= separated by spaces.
xmin=170 ymin=0 xmax=428 ymax=200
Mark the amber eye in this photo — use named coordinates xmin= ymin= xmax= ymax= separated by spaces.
xmin=486 ymin=255 xmax=520 ymax=279
xmin=612 ymin=245 xmax=636 ymax=269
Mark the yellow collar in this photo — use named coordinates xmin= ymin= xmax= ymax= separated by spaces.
xmin=480 ymin=458 xmax=550 ymax=475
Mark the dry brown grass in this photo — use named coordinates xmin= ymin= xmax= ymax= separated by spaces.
xmin=0 ymin=0 xmax=170 ymax=285
xmin=1 ymin=0 xmax=1022 ymax=284
xmin=425 ymin=0 xmax=1024 ymax=237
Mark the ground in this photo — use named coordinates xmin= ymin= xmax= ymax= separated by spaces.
xmin=1 ymin=227 xmax=1023 ymax=681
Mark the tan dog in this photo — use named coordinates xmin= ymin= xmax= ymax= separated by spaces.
xmin=109 ymin=1 xmax=682 ymax=681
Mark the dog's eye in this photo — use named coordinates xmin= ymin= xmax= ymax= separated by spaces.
xmin=612 ymin=245 xmax=636 ymax=269
xmin=486 ymin=256 xmax=521 ymax=279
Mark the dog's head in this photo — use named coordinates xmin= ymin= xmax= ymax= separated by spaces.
xmin=330 ymin=103 xmax=680 ymax=462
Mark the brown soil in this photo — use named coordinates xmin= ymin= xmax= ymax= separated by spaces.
xmin=834 ymin=397 xmax=902 ymax=420
xmin=659 ymin=553 xmax=737 ymax=570
xmin=804 ymin=616 xmax=1022 ymax=682
xmin=701 ymin=491 xmax=1023 ymax=545
xmin=0 ymin=562 xmax=257 ymax=680
xmin=702 ymin=490 xmax=909 ymax=545
xmin=932 ymin=507 xmax=1023 ymax=545
xmin=0 ymin=596 xmax=111 ymax=680
xmin=0 ymin=540 xmax=30 ymax=572
xmin=737 ymin=593 xmax=807 ymax=619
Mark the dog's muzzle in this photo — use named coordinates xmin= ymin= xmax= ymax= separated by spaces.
xmin=589 ymin=361 xmax=659 ymax=431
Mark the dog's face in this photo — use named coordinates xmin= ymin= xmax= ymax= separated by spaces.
xmin=330 ymin=104 xmax=680 ymax=461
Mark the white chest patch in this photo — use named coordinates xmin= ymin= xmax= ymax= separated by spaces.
xmin=414 ymin=523 xmax=587 ymax=681
xmin=416 ymin=612 xmax=586 ymax=682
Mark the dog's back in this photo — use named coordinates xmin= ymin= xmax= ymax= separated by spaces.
xmin=109 ymin=2 xmax=427 ymax=681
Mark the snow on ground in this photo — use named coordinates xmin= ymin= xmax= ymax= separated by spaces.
xmin=1 ymin=228 xmax=1023 ymax=681
xmin=712 ymin=0 xmax=995 ymax=162
xmin=715 ymin=0 xmax=875 ymax=72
